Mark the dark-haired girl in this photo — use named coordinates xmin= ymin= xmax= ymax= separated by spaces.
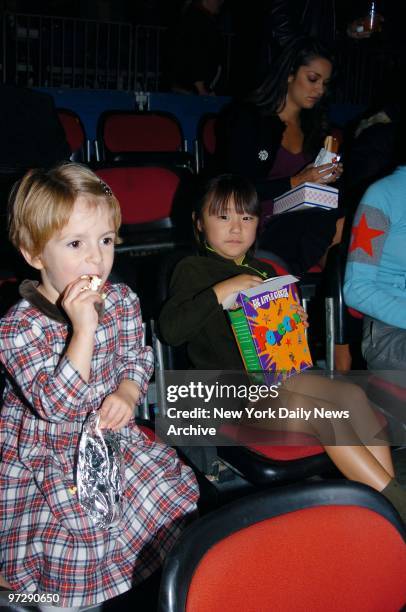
xmin=159 ymin=174 xmax=406 ymax=522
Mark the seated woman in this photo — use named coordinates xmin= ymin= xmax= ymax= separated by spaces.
xmin=215 ymin=36 xmax=344 ymax=275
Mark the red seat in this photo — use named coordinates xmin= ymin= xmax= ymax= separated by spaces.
xmin=219 ymin=424 xmax=324 ymax=460
xmin=199 ymin=114 xmax=217 ymax=156
xmin=97 ymin=110 xmax=194 ymax=170
xmin=57 ymin=108 xmax=87 ymax=162
xmin=196 ymin=113 xmax=218 ymax=172
xmin=95 ymin=165 xmax=181 ymax=226
xmin=102 ymin=112 xmax=183 ymax=153
xmin=159 ymin=481 xmax=406 ymax=612
xmin=348 ymin=306 xmax=364 ymax=319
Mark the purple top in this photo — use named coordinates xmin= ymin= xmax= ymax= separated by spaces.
xmin=268 ymin=145 xmax=309 ymax=180
xmin=261 ymin=146 xmax=310 ymax=222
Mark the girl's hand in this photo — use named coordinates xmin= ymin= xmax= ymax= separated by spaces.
xmin=61 ymin=276 xmax=103 ymax=334
xmin=99 ymin=380 xmax=141 ymax=431
xmin=99 ymin=392 xmax=134 ymax=431
xmin=213 ymin=274 xmax=264 ymax=306
xmin=291 ymin=162 xmax=343 ymax=188
xmin=291 ymin=303 xmax=309 ymax=328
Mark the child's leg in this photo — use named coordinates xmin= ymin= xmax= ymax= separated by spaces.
xmin=284 ymin=373 xmax=395 ymax=475
xmin=249 ymin=380 xmax=395 ymax=485
xmin=278 ymin=377 xmax=406 ymax=521
xmin=323 ymin=444 xmax=392 ymax=490
xmin=324 ymin=444 xmax=406 ymax=522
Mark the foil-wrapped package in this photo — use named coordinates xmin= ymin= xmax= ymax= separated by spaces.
xmin=77 ymin=412 xmax=123 ymax=529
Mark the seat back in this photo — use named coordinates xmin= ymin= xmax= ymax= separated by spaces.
xmin=159 ymin=481 xmax=406 ymax=612
xmin=198 ymin=113 xmax=217 ymax=155
xmin=98 ymin=110 xmax=184 ymax=158
xmin=95 ymin=165 xmax=181 ymax=226
xmin=195 ymin=113 xmax=218 ymax=172
xmin=57 ymin=108 xmax=87 ymax=162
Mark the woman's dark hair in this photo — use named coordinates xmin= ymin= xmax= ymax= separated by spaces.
xmin=192 ymin=174 xmax=260 ymax=251
xmin=247 ymin=36 xmax=335 ymax=154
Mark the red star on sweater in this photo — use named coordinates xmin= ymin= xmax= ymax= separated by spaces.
xmin=350 ymin=212 xmax=385 ymax=256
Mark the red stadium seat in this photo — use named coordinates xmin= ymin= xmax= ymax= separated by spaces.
xmin=95 ymin=165 xmax=190 ymax=257
xmin=96 ymin=110 xmax=194 ymax=170
xmin=159 ymin=481 xmax=406 ymax=612
xmin=95 ymin=165 xmax=181 ymax=225
xmin=195 ymin=112 xmax=218 ymax=173
xmin=57 ymin=108 xmax=88 ymax=162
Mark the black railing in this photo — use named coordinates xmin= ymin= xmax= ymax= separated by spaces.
xmin=0 ymin=12 xmax=400 ymax=104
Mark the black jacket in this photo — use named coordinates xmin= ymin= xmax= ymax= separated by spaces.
xmin=215 ymin=102 xmax=290 ymax=201
xmin=269 ymin=0 xmax=337 ymax=51
xmin=158 ymin=251 xmax=276 ymax=370
xmin=215 ymin=102 xmax=325 ymax=201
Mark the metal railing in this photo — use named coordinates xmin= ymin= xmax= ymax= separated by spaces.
xmin=0 ymin=12 xmax=234 ymax=93
xmin=1 ymin=13 xmax=133 ymax=90
xmin=0 ymin=12 xmax=400 ymax=104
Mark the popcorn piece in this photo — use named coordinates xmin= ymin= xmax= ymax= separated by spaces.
xmin=89 ymin=275 xmax=102 ymax=292
xmin=79 ymin=275 xmax=103 ymax=293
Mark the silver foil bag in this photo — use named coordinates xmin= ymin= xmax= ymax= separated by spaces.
xmin=77 ymin=412 xmax=123 ymax=529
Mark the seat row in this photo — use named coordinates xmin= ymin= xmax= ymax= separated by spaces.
xmin=57 ymin=107 xmax=216 ymax=173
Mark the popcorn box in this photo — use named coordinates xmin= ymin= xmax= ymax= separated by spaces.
xmin=273 ymin=182 xmax=338 ymax=215
xmin=226 ymin=275 xmax=313 ymax=381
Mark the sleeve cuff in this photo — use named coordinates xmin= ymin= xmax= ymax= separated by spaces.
xmin=117 ymin=366 xmax=148 ymax=400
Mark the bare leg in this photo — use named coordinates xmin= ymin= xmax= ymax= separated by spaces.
xmin=283 ymin=374 xmax=395 ymax=476
xmin=280 ymin=388 xmax=394 ymax=491
xmin=245 ymin=375 xmax=395 ymax=491
xmin=323 ymin=445 xmax=392 ymax=491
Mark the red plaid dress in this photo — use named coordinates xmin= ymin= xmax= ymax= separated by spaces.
xmin=0 ymin=282 xmax=199 ymax=608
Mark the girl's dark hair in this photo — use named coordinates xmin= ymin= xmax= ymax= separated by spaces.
xmin=193 ymin=174 xmax=260 ymax=250
xmin=247 ymin=36 xmax=335 ymax=154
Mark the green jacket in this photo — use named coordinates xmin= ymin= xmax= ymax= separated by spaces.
xmin=158 ymin=251 xmax=276 ymax=370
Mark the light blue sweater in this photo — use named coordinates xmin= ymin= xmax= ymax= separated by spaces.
xmin=344 ymin=166 xmax=406 ymax=329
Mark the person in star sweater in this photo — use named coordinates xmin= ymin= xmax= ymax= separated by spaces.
xmin=344 ymin=163 xmax=406 ymax=371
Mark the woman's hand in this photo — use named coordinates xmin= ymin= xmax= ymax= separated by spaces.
xmin=291 ymin=162 xmax=343 ymax=188
xmin=61 ymin=276 xmax=103 ymax=334
xmin=291 ymin=303 xmax=309 ymax=328
xmin=213 ymin=274 xmax=264 ymax=306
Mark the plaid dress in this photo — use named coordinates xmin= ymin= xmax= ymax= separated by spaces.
xmin=0 ymin=282 xmax=199 ymax=608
